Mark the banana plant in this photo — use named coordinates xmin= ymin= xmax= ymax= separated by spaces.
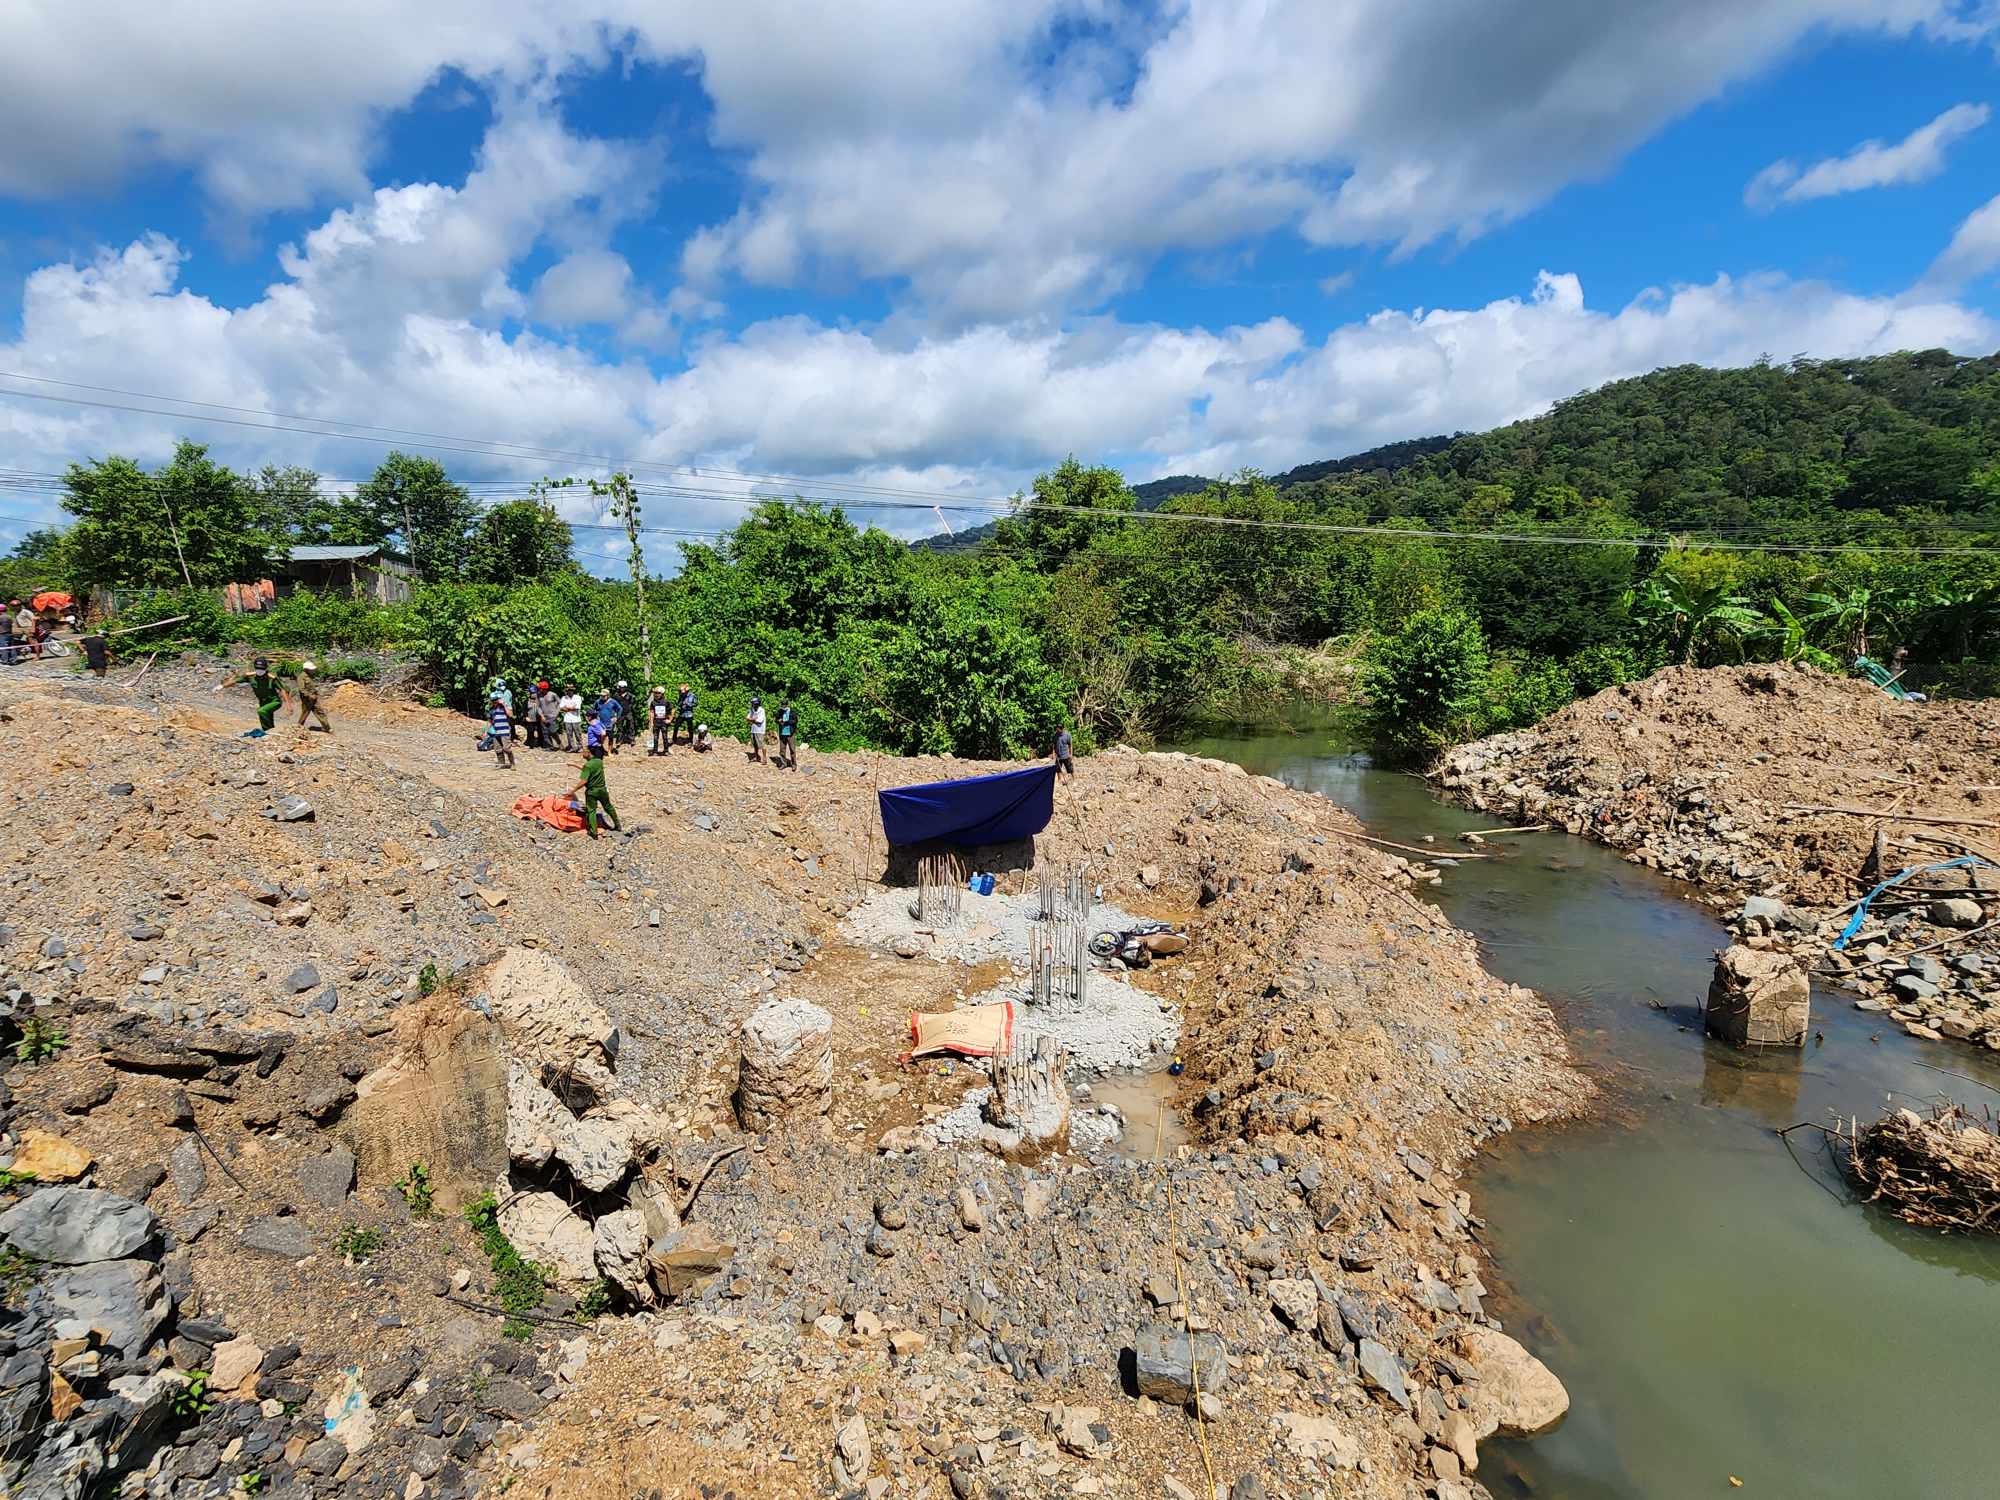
xmin=1755 ymin=599 xmax=1839 ymax=669
xmin=1624 ymin=571 xmax=1764 ymax=664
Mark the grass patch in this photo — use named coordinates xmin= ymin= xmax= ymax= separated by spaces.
xmin=462 ymin=1191 xmax=553 ymax=1339
xmin=0 ymin=1245 xmax=41 ymax=1301
xmin=395 ymin=1161 xmax=435 ymax=1217
xmin=334 ymin=1225 xmax=385 ymax=1263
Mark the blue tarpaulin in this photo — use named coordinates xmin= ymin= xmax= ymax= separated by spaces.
xmin=878 ymin=764 xmax=1058 ymax=847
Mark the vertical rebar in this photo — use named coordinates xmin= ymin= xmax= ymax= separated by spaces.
xmin=915 ymin=850 xmax=965 ymax=926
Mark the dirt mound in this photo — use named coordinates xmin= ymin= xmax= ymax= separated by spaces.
xmin=0 ymin=671 xmax=1586 ymax=1500
xmin=1440 ymin=663 xmax=2000 ymax=906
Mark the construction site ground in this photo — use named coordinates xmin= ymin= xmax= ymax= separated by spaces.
xmin=0 ymin=661 xmax=1588 ymax=1500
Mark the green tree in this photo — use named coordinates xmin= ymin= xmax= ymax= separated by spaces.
xmin=1362 ymin=607 xmax=1491 ymax=755
xmin=252 ymin=465 xmax=381 ymax=545
xmin=63 ymin=443 xmax=282 ymax=591
xmin=467 ymin=496 xmax=574 ymax=584
xmin=358 ymin=453 xmax=477 ymax=582
xmin=1796 ymin=582 xmax=1903 ymax=661
xmin=992 ymin=457 xmax=1135 ymax=571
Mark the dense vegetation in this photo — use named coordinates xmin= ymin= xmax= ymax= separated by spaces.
xmin=7 ymin=350 xmax=1998 ymax=760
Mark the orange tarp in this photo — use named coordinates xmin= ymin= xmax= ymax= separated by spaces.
xmin=510 ymin=793 xmax=585 ymax=833
xmin=30 ymin=591 xmax=72 ymax=613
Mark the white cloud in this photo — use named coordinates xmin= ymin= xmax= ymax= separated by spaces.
xmin=535 ymin=250 xmax=635 ymax=325
xmin=5 ymin=1 xmax=1992 ymax=317
xmin=1921 ymin=190 xmax=2000 ymax=289
xmin=1746 ymin=101 xmax=1990 ymax=209
xmin=667 ymin=0 xmax=1996 ymax=315
xmin=3 ymin=213 xmax=1988 ymax=567
xmin=1319 ymin=271 xmax=1357 ymax=296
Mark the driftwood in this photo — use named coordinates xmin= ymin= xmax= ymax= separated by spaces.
xmin=1321 ymin=827 xmax=1490 ymax=860
xmin=1459 ymin=823 xmax=1553 ymax=840
xmin=1844 ymin=1103 xmax=2000 ymax=1234
xmin=1781 ymin=803 xmax=2000 ymax=832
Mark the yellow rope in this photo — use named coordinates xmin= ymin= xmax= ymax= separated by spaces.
xmin=1158 ymin=1103 xmax=1217 ymax=1495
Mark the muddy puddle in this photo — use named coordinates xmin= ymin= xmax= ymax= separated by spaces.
xmin=1175 ymin=724 xmax=2000 ymax=1500
xmin=1081 ymin=1070 xmax=1191 ymax=1161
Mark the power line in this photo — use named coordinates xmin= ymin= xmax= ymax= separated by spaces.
xmin=3 ymin=373 xmax=1999 ymax=556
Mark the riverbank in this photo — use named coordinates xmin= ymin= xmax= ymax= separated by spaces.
xmin=1174 ymin=724 xmax=2000 ymax=1500
xmin=1436 ymin=663 xmax=2000 ymax=1053
xmin=0 ymin=673 xmax=1585 ymax=1499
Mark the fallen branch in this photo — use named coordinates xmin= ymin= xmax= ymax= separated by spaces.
xmin=1321 ymin=826 xmax=1490 ymax=860
xmin=679 ymin=1143 xmax=748 ymax=1218
xmin=440 ymin=1293 xmax=589 ymax=1330
xmin=119 ymin=652 xmax=157 ymax=690
xmin=1782 ymin=803 xmax=2000 ymax=832
xmin=1459 ymin=823 xmax=1553 ymax=839
xmin=188 ymin=1116 xmax=250 ymax=1194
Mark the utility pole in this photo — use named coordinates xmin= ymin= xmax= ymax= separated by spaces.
xmin=593 ymin=472 xmax=650 ymax=682
xmin=152 ymin=476 xmax=195 ymax=589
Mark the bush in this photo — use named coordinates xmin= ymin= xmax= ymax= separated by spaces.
xmin=236 ymin=591 xmax=401 ymax=651
xmin=1564 ymin=642 xmax=1647 ymax=697
xmin=1362 ymin=606 xmax=1491 ymax=756
xmin=1487 ymin=656 xmax=1576 ymax=730
xmin=325 ymin=656 xmax=379 ymax=683
xmin=105 ymin=588 xmax=232 ymax=660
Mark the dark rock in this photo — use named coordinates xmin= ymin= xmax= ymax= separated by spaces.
xmin=260 ymin=1343 xmax=300 ymax=1374
xmin=282 ymin=964 xmax=321 ymax=995
xmin=44 ymin=1259 xmax=170 ymax=1355
xmin=240 ymin=1216 xmax=314 ymax=1259
xmin=128 ymin=923 xmax=165 ymax=943
xmin=0 ymin=1186 xmax=158 ymax=1263
xmin=1230 ymin=1476 xmax=1267 ymax=1500
xmin=300 ymin=1435 xmax=346 ymax=1474
xmin=118 ymin=1162 xmax=169 ymax=1203
xmin=364 ymin=1353 xmax=419 ymax=1404
xmin=1133 ymin=1324 xmax=1230 ymax=1405
xmin=297 ymin=1145 xmax=356 ymax=1208
xmin=1356 ymin=1338 xmax=1411 ymax=1410
xmin=59 ymin=1070 xmax=117 ymax=1114
xmin=478 ymin=1376 xmax=543 ymax=1422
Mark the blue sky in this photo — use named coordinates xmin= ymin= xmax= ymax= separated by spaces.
xmin=1 ymin=2 xmax=1997 ymax=569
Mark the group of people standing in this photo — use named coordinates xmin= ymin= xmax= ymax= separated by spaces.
xmin=481 ymin=677 xmax=802 ymax=770
xmin=484 ymin=679 xmax=713 ymax=759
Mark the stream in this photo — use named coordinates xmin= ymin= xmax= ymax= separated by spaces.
xmin=1173 ymin=726 xmax=2000 ymax=1500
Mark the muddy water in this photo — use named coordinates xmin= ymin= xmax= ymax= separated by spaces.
xmin=1173 ymin=727 xmax=2000 ymax=1500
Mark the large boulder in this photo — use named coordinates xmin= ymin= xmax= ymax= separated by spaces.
xmin=505 ymin=1062 xmax=643 ymax=1192
xmin=1460 ymin=1327 xmax=1568 ymax=1438
xmin=496 ymin=1191 xmax=596 ymax=1282
xmin=1705 ymin=944 xmax=1810 ymax=1048
xmin=483 ymin=948 xmax=619 ymax=1104
xmin=0 ymin=1188 xmax=157 ymax=1265
xmin=734 ymin=998 xmax=833 ymax=1131
xmin=1133 ymin=1324 xmax=1230 ymax=1405
xmin=591 ymin=1209 xmax=656 ymax=1308
xmin=44 ymin=1259 xmax=170 ymax=1355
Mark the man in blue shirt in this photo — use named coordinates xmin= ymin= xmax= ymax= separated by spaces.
xmin=488 ymin=695 xmax=516 ymax=769
xmin=1053 ymin=727 xmax=1074 ymax=776
xmin=595 ymin=689 xmax=622 ymax=755
xmin=674 ymin=683 xmax=696 ymax=746
xmin=776 ymin=700 xmax=799 ymax=769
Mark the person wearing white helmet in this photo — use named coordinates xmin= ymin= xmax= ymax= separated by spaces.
xmin=295 ymin=659 xmax=332 ymax=733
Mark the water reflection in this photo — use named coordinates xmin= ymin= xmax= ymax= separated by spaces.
xmin=1174 ymin=724 xmax=2000 ymax=1500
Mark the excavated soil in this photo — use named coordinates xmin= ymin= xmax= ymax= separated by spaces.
xmin=0 ymin=666 xmax=1587 ymax=1500
xmin=1438 ymin=663 xmax=2000 ymax=1052
xmin=1439 ymin=663 xmax=2000 ymax=905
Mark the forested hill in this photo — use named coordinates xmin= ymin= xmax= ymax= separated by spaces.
xmin=1350 ymin=350 xmax=2000 ymax=525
